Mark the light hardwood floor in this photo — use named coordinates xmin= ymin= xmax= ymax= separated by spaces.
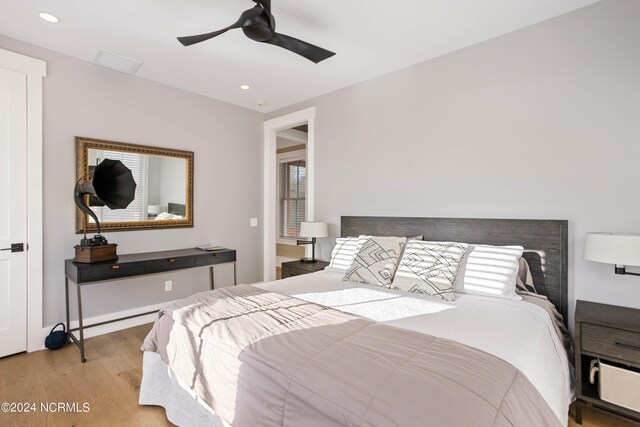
xmin=0 ymin=323 xmax=631 ymax=426
xmin=0 ymin=324 xmax=171 ymax=427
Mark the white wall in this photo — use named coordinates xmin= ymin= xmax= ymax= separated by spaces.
xmin=0 ymin=35 xmax=263 ymax=327
xmin=159 ymin=156 xmax=187 ymax=207
xmin=147 ymin=156 xmax=162 ymax=206
xmin=266 ymin=0 xmax=640 ymax=325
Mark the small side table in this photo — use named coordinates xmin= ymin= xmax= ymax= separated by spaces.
xmin=575 ymin=300 xmax=640 ymax=424
xmin=282 ymin=259 xmax=329 ymax=278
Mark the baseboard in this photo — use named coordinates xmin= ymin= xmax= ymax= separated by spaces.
xmin=33 ymin=299 xmax=181 ymax=352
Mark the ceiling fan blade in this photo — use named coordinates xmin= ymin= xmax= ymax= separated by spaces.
xmin=262 ymin=32 xmax=335 ymax=63
xmin=178 ymin=6 xmax=267 ymax=47
xmin=177 ymin=28 xmax=233 ymax=46
xmin=178 ymin=10 xmax=255 ymax=47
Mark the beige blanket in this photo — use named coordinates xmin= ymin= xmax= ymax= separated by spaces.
xmin=142 ymin=285 xmax=560 ymax=426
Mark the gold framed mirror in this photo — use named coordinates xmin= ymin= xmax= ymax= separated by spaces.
xmin=75 ymin=136 xmax=194 ymax=233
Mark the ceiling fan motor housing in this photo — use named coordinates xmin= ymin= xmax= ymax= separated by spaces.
xmin=242 ymin=7 xmax=275 ymax=42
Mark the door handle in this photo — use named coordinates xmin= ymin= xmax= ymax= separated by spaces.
xmin=0 ymin=243 xmax=24 ymax=253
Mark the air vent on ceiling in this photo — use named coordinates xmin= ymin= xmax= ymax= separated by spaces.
xmin=93 ymin=49 xmax=142 ymax=75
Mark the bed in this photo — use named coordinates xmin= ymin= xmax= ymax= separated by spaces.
xmin=153 ymin=203 xmax=186 ymax=220
xmin=139 ymin=216 xmax=572 ymax=426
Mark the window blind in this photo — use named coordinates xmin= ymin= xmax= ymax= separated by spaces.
xmin=278 ymin=159 xmax=306 ymax=239
xmin=91 ymin=151 xmax=146 ymax=222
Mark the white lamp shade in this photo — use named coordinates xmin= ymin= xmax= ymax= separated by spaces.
xmin=299 ymin=222 xmax=328 ymax=238
xmin=148 ymin=204 xmax=163 ymax=215
xmin=584 ymin=232 xmax=640 ymax=266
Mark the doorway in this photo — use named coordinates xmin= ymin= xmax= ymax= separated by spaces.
xmin=263 ymin=107 xmax=316 ymax=282
xmin=275 ymin=125 xmax=308 ymax=279
xmin=0 ymin=48 xmax=45 ymax=356
xmin=0 ymin=67 xmax=28 ymax=357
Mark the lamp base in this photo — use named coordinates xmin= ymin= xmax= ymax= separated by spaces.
xmin=74 ymin=243 xmax=118 ymax=263
xmin=299 ymin=258 xmax=318 ymax=263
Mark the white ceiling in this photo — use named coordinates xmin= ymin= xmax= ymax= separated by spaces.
xmin=277 ymin=129 xmax=308 ymax=149
xmin=0 ymin=0 xmax=599 ymax=112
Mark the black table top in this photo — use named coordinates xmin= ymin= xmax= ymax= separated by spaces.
xmin=65 ymin=247 xmax=234 ymax=268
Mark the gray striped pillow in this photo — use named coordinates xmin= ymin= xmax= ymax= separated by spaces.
xmin=327 ymin=237 xmax=361 ymax=272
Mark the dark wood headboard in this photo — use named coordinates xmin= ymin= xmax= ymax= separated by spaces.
xmin=168 ymin=203 xmax=186 ymax=216
xmin=341 ymin=216 xmax=568 ymax=323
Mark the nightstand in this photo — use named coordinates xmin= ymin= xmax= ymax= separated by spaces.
xmin=281 ymin=260 xmax=329 ymax=278
xmin=575 ymin=300 xmax=640 ymax=424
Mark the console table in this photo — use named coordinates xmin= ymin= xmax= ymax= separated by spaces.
xmin=64 ymin=248 xmax=237 ymax=362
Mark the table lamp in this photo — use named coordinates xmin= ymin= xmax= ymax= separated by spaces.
xmin=297 ymin=222 xmax=328 ymax=263
xmin=584 ymin=232 xmax=640 ymax=276
xmin=148 ymin=204 xmax=163 ymax=218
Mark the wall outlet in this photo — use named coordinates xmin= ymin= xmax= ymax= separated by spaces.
xmin=164 ymin=280 xmax=172 ymax=291
xmin=250 ymin=218 xmax=258 ymax=227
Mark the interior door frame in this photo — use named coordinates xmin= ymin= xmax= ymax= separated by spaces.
xmin=263 ymin=107 xmax=315 ymax=281
xmin=0 ymin=48 xmax=46 ymax=352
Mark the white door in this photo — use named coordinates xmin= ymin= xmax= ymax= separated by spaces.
xmin=0 ymin=67 xmax=28 ymax=357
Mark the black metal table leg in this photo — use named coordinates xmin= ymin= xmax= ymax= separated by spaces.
xmin=233 ymin=262 xmax=237 ymax=286
xmin=64 ymin=276 xmax=70 ymax=338
xmin=76 ymin=283 xmax=86 ymax=362
xmin=209 ymin=266 xmax=215 ymax=290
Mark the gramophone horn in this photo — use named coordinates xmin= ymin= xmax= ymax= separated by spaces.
xmin=91 ymin=159 xmax=137 ymax=209
xmin=74 ymin=159 xmax=137 ymax=235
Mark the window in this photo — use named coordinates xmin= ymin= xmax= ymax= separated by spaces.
xmin=278 ymin=151 xmax=306 ymax=241
xmin=90 ymin=150 xmax=147 ymax=222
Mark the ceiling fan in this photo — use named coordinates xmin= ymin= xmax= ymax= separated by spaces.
xmin=177 ymin=0 xmax=335 ymax=64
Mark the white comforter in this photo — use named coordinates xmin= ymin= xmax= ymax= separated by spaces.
xmin=258 ymin=270 xmax=573 ymax=426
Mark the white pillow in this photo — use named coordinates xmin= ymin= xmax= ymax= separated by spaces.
xmin=343 ymin=236 xmax=406 ymax=287
xmin=326 ymin=237 xmax=361 ymax=272
xmin=155 ymin=212 xmax=184 ymax=220
xmin=454 ymin=244 xmax=524 ymax=300
xmin=393 ymin=240 xmax=468 ymax=301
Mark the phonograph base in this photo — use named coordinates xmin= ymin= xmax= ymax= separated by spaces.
xmin=74 ymin=243 xmax=118 ymax=263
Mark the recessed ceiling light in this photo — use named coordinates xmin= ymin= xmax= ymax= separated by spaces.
xmin=240 ymin=84 xmax=251 ymax=90
xmin=38 ymin=12 xmax=60 ymax=23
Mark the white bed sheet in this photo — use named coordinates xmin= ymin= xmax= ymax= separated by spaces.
xmin=141 ymin=271 xmax=572 ymax=426
xmin=257 ymin=270 xmax=573 ymax=426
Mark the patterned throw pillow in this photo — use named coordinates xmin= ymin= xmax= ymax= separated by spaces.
xmin=392 ymin=241 xmax=468 ymax=301
xmin=343 ymin=236 xmax=407 ymax=287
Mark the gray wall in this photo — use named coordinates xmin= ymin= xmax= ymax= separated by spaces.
xmin=2 ymin=0 xmax=638 ymax=330
xmin=266 ymin=0 xmax=640 ymax=325
xmin=0 ymin=35 xmax=263 ymax=326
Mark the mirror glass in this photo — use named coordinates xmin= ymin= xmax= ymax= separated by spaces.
xmin=76 ymin=137 xmax=193 ymax=233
